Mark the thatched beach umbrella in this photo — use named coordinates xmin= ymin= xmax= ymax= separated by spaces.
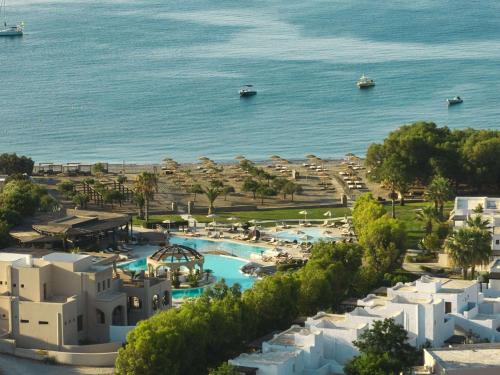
xmin=235 ymin=155 xmax=246 ymax=160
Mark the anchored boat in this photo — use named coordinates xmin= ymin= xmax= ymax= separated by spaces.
xmin=447 ymin=96 xmax=463 ymax=106
xmin=239 ymin=85 xmax=257 ymax=97
xmin=0 ymin=0 xmax=23 ymax=37
xmin=357 ymin=74 xmax=375 ymax=88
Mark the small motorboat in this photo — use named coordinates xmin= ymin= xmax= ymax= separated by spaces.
xmin=239 ymin=85 xmax=257 ymax=97
xmin=357 ymin=74 xmax=375 ymax=88
xmin=447 ymin=96 xmax=463 ymax=105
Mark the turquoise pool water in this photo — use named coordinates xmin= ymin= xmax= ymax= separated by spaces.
xmin=274 ymin=227 xmax=339 ymax=242
xmin=121 ymin=238 xmax=265 ymax=299
xmin=169 ymin=237 xmax=267 ymax=258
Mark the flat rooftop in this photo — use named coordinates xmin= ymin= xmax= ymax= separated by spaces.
xmin=232 ymin=350 xmax=298 ymax=365
xmin=42 ymin=252 xmax=90 ymax=263
xmin=428 ymin=343 xmax=500 ymax=370
xmin=268 ymin=326 xmax=312 ymax=347
xmin=0 ymin=253 xmax=30 ymax=263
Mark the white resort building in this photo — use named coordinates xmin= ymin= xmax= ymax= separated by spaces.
xmin=230 ymin=274 xmax=500 ymax=375
xmin=450 ymin=196 xmax=500 ymax=257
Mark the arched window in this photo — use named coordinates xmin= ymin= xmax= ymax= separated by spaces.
xmin=96 ymin=309 xmax=105 ymax=324
xmin=152 ymin=294 xmax=160 ymax=311
xmin=128 ymin=296 xmax=142 ymax=310
xmin=163 ymin=291 xmax=170 ymax=306
xmin=112 ymin=306 xmax=124 ymax=326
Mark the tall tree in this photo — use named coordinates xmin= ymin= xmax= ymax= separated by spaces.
xmin=256 ymin=185 xmax=276 ymax=204
xmin=0 ymin=153 xmax=34 ymax=175
xmin=242 ymin=178 xmax=259 ymax=199
xmin=444 ymin=226 xmax=491 ymax=279
xmin=134 ymin=172 xmax=158 ymax=221
xmin=283 ymin=181 xmax=302 ymax=201
xmin=466 ymin=215 xmax=490 ymax=230
xmin=425 ymin=175 xmax=453 ymax=218
xmin=222 ymin=185 xmax=235 ymax=201
xmin=344 ymin=318 xmax=418 ymax=375
xmin=358 ymin=216 xmax=407 ymax=275
xmin=445 ymin=227 xmax=473 ymax=279
xmin=203 ymin=185 xmax=221 ymax=214
xmin=415 ymin=205 xmax=437 ymax=234
xmin=188 ymin=183 xmax=203 ymax=201
xmin=352 ymin=193 xmax=386 ymax=237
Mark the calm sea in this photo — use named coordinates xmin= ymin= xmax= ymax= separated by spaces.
xmin=1 ymin=0 xmax=499 ymax=163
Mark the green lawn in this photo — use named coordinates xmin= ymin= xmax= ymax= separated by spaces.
xmin=132 ymin=206 xmax=351 ymax=226
xmin=192 ymin=207 xmax=351 ymax=223
xmin=392 ymin=201 xmax=454 ymax=248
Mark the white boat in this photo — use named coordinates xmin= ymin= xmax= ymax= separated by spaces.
xmin=239 ymin=85 xmax=257 ymax=97
xmin=0 ymin=0 xmax=23 ymax=37
xmin=447 ymin=96 xmax=463 ymax=105
xmin=356 ymin=74 xmax=375 ymax=88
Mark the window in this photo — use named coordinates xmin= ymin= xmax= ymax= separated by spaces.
xmin=97 ymin=283 xmax=101 ymax=292
xmin=13 ymin=284 xmax=16 ymax=288
xmin=43 ymin=283 xmax=47 ymax=300
xmin=77 ymin=315 xmax=83 ymax=331
xmin=445 ymin=302 xmax=452 ymax=314
xmin=38 ymin=321 xmax=49 ymax=325
xmin=96 ymin=309 xmax=105 ymax=324
xmin=496 ymin=239 xmax=499 ymax=245
xmin=128 ymin=296 xmax=142 ymax=310
xmin=0 ymin=281 xmax=3 ymax=285
xmin=107 ymin=279 xmax=110 ymax=289
xmin=102 ymin=280 xmax=105 ymax=291
xmin=21 ymin=284 xmax=24 ymax=288
xmin=20 ymin=319 xmax=29 ymax=323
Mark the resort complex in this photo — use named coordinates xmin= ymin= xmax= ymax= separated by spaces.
xmin=0 ymin=121 xmax=498 ymax=374
xmin=230 ymin=273 xmax=500 ymax=374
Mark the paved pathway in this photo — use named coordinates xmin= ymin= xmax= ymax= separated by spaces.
xmin=0 ymin=354 xmax=114 ymax=375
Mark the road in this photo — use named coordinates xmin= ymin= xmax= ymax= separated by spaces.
xmin=0 ymin=353 xmax=114 ymax=375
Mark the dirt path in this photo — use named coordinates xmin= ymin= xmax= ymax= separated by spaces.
xmin=0 ymin=353 xmax=114 ymax=375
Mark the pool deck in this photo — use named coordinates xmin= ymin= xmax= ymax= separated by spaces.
xmin=131 ymin=224 xmax=344 ymax=265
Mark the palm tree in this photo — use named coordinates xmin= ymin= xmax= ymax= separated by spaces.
xmin=415 ymin=205 xmax=437 ymax=234
xmin=222 ymin=185 xmax=235 ymax=201
xmin=133 ymin=193 xmax=145 ymax=219
xmin=445 ymin=228 xmax=473 ymax=279
xmin=445 ymin=227 xmax=492 ymax=279
xmin=189 ymin=183 xmax=203 ymax=201
xmin=466 ymin=215 xmax=490 ymax=230
xmin=134 ymin=172 xmax=158 ymax=221
xmin=203 ymin=185 xmax=221 ymax=214
xmin=468 ymin=227 xmax=492 ymax=279
xmin=425 ymin=175 xmax=453 ymax=219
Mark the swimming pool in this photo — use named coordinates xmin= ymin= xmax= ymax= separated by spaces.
xmin=273 ymin=227 xmax=340 ymax=242
xmin=120 ymin=237 xmax=266 ymax=299
xmin=170 ymin=237 xmax=268 ymax=258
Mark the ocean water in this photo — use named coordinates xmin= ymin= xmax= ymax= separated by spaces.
xmin=1 ymin=0 xmax=499 ymax=163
